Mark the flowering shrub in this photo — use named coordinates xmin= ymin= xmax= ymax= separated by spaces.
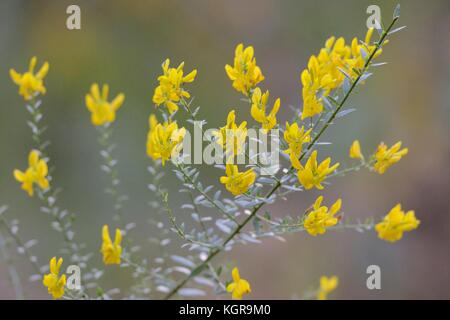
xmin=0 ymin=5 xmax=420 ymax=300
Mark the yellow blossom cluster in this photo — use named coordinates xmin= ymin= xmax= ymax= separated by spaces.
xmin=13 ymin=150 xmax=49 ymax=197
xmin=146 ymin=114 xmax=186 ymax=166
xmin=220 ymin=164 xmax=256 ymax=196
xmin=304 ymin=196 xmax=342 ymax=236
xmin=10 ymin=57 xmax=49 ymax=101
xmin=375 ymin=204 xmax=420 ymax=242
xmin=85 ymin=83 xmax=125 ymax=126
xmin=225 ymin=44 xmax=264 ymax=96
xmin=213 ymin=110 xmax=248 ymax=160
xmin=373 ymin=141 xmax=408 ymax=174
xmin=301 ymin=28 xmax=382 ymax=119
xmin=284 ymin=122 xmax=311 ymax=163
xmin=291 ymin=150 xmax=339 ymax=190
xmin=348 ymin=140 xmax=408 ymax=174
xmin=250 ymin=87 xmax=280 ymax=133
xmin=152 ymin=59 xmax=197 ymax=114
xmin=43 ymin=257 xmax=66 ymax=299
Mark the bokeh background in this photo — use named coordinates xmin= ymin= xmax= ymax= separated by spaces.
xmin=0 ymin=0 xmax=449 ymax=299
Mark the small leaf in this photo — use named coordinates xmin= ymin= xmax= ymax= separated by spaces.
xmin=374 ymin=19 xmax=383 ymax=35
xmin=393 ymin=4 xmax=401 ymax=19
xmin=179 ymin=288 xmax=206 ymax=297
xmin=336 ymin=108 xmax=356 ymax=118
xmin=388 ymin=26 xmax=406 ymax=35
xmin=170 ymin=255 xmax=196 ymax=268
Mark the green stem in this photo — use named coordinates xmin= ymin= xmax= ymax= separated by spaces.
xmin=97 ymin=124 xmax=126 ymax=224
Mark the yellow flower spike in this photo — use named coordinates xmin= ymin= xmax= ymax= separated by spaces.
xmin=213 ymin=110 xmax=248 ymax=159
xmin=152 ymin=58 xmax=197 ymax=115
xmin=250 ymin=88 xmax=280 ymax=133
xmin=300 ymin=29 xmax=385 ymax=120
xmin=226 ymin=267 xmax=251 ymax=300
xmin=375 ymin=204 xmax=420 ymax=243
xmin=296 ymin=150 xmax=339 ymax=190
xmin=13 ymin=150 xmax=50 ymax=197
xmin=85 ymin=83 xmax=125 ymax=126
xmin=349 ymin=140 xmax=364 ymax=160
xmin=43 ymin=257 xmax=66 ymax=299
xmin=373 ymin=141 xmax=408 ymax=174
xmin=146 ymin=116 xmax=186 ymax=166
xmin=101 ymin=225 xmax=123 ymax=265
xmin=304 ymin=196 xmax=341 ymax=236
xmin=225 ymin=43 xmax=264 ymax=96
xmin=10 ymin=56 xmax=49 ymax=101
xmin=283 ymin=122 xmax=311 ymax=159
xmin=316 ymin=275 xmax=338 ymax=300
xmin=220 ymin=164 xmax=256 ymax=196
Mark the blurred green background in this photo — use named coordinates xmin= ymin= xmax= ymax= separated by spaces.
xmin=0 ymin=0 xmax=449 ymax=299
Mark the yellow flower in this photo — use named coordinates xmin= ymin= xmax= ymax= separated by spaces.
xmin=349 ymin=140 xmax=364 ymax=160
xmin=101 ymin=225 xmax=122 ymax=265
xmin=220 ymin=164 xmax=256 ymax=196
xmin=300 ymin=39 xmax=350 ymax=119
xmin=304 ymin=196 xmax=341 ymax=236
xmin=10 ymin=56 xmax=49 ymax=101
xmin=301 ymin=94 xmax=324 ymax=120
xmin=284 ymin=122 xmax=311 ymax=159
xmin=213 ymin=110 xmax=247 ymax=159
xmin=291 ymin=150 xmax=339 ymax=190
xmin=375 ymin=204 xmax=420 ymax=243
xmin=85 ymin=83 xmax=125 ymax=126
xmin=146 ymin=116 xmax=186 ymax=166
xmin=226 ymin=267 xmax=251 ymax=300
xmin=13 ymin=150 xmax=49 ymax=197
xmin=300 ymin=30 xmax=383 ymax=120
xmin=152 ymin=59 xmax=197 ymax=114
xmin=250 ymin=88 xmax=280 ymax=133
xmin=225 ymin=44 xmax=264 ymax=96
xmin=43 ymin=257 xmax=66 ymax=299
xmin=373 ymin=141 xmax=408 ymax=174
xmin=316 ymin=275 xmax=338 ymax=300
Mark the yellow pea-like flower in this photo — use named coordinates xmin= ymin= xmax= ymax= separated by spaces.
xmin=13 ymin=150 xmax=49 ymax=197
xmin=10 ymin=56 xmax=49 ymax=101
xmin=284 ymin=122 xmax=311 ymax=159
xmin=225 ymin=43 xmax=264 ymax=96
xmin=43 ymin=257 xmax=66 ymax=299
xmin=226 ymin=267 xmax=251 ymax=300
xmin=349 ymin=140 xmax=364 ymax=160
xmin=291 ymin=150 xmax=339 ymax=190
xmin=152 ymin=59 xmax=197 ymax=114
xmin=85 ymin=83 xmax=125 ymax=126
xmin=250 ymin=87 xmax=280 ymax=133
xmin=375 ymin=204 xmax=420 ymax=243
xmin=101 ymin=225 xmax=122 ymax=265
xmin=146 ymin=116 xmax=186 ymax=166
xmin=316 ymin=275 xmax=338 ymax=300
xmin=301 ymin=94 xmax=324 ymax=120
xmin=304 ymin=196 xmax=341 ymax=236
xmin=213 ymin=110 xmax=248 ymax=160
xmin=373 ymin=141 xmax=408 ymax=174
xmin=220 ymin=164 xmax=256 ymax=196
